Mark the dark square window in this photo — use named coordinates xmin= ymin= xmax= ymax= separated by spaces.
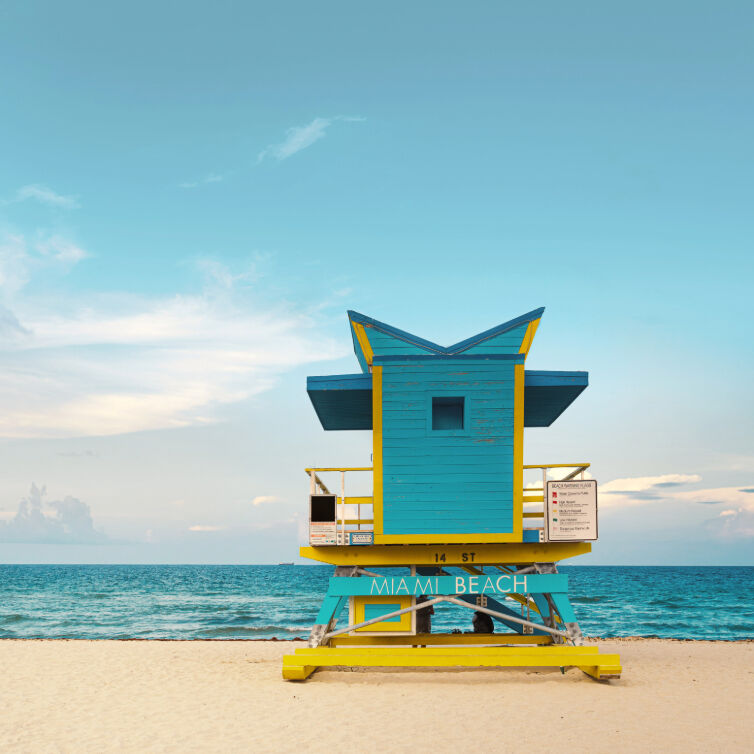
xmin=432 ymin=396 xmax=464 ymax=430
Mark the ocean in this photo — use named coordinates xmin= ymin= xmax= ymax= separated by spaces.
xmin=0 ymin=565 xmax=751 ymax=641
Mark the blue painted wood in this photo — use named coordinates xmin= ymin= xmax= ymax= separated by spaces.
xmin=454 ymin=322 xmax=530 ymax=355
xmin=364 ymin=603 xmax=401 ymax=623
xmin=347 ymin=307 xmax=544 ymax=355
xmin=382 ymin=360 xmax=516 ymax=536
xmin=315 ymin=595 xmax=347 ymax=624
xmin=306 ymin=370 xmax=588 ymax=431
xmin=548 ymin=592 xmax=577 ymax=624
xmin=350 ymin=323 xmax=370 ymax=373
xmin=326 ymin=573 xmax=568 ymax=596
xmin=364 ymin=327 xmax=435 ymax=357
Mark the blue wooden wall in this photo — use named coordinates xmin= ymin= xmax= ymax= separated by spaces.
xmin=381 ymin=360 xmax=515 ymax=535
xmin=455 ymin=322 xmax=529 ymax=355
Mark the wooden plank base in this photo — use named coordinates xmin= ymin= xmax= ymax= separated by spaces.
xmin=282 ymin=645 xmax=621 ymax=681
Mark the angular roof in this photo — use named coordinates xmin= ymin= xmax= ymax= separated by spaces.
xmin=348 ymin=308 xmax=545 ymax=371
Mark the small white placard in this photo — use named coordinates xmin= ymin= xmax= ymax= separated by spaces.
xmin=545 ymin=480 xmax=598 ymax=541
xmin=309 ymin=522 xmax=337 ymax=546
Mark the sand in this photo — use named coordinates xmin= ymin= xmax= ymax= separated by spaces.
xmin=0 ymin=638 xmax=751 ymax=753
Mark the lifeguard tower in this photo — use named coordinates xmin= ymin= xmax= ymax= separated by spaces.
xmin=283 ymin=308 xmax=621 ymax=681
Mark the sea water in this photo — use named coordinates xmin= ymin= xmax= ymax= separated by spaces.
xmin=0 ymin=565 xmax=751 ymax=640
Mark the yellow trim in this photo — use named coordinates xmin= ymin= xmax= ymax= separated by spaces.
xmin=342 ymin=496 xmax=373 ymax=506
xmin=331 ymin=633 xmax=553 ymax=646
xmin=352 ymin=322 xmax=374 ymax=368
xmin=374 ymin=532 xmax=521 ymax=544
xmin=518 ymin=318 xmax=540 ymax=356
xmin=283 ymin=645 xmax=622 ymax=680
xmin=305 ymin=467 xmax=372 ymax=473
xmin=513 ymin=362 xmax=524 ymax=541
xmin=351 ymin=595 xmax=414 ymax=633
xmin=299 ymin=541 xmax=592 ymax=566
xmin=372 ymin=366 xmax=383 ymax=535
xmin=523 ymin=463 xmax=590 ymax=470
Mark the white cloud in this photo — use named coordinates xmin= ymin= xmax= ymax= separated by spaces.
xmin=188 ymin=524 xmax=225 ymax=532
xmin=35 ymin=235 xmax=89 ymax=264
xmin=252 ymin=495 xmax=281 ymax=506
xmin=600 ymin=473 xmax=702 ymax=496
xmin=257 ymin=115 xmax=364 ymax=163
xmin=0 ymin=484 xmax=107 ymax=543
xmin=15 ymin=184 xmax=80 ymax=209
xmin=1 ymin=232 xmax=89 ymax=304
xmin=597 ymin=473 xmax=754 ymax=538
xmin=0 ymin=256 xmax=345 ymax=438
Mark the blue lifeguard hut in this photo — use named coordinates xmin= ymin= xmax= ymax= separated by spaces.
xmin=283 ymin=308 xmax=620 ymax=681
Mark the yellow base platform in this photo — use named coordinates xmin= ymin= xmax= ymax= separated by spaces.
xmin=283 ymin=640 xmax=621 ymax=682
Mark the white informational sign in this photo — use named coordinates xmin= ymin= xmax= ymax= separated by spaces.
xmin=545 ymin=480 xmax=598 ymax=541
xmin=349 ymin=531 xmax=374 ymax=546
xmin=309 ymin=522 xmax=337 ymax=546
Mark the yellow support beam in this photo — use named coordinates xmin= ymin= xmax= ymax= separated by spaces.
xmin=342 ymin=496 xmax=373 ymax=506
xmin=299 ymin=541 xmax=591 ymax=566
xmin=331 ymin=633 xmax=553 ymax=646
xmin=282 ymin=645 xmax=622 ymax=681
xmin=523 ymin=463 xmax=590 ymax=470
xmin=304 ymin=467 xmax=373 ymax=473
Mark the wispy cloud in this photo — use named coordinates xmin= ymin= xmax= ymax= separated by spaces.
xmin=178 ymin=173 xmax=227 ymax=189
xmin=0 ymin=232 xmax=89 ymax=300
xmin=598 ymin=473 xmax=754 ymax=538
xmin=0 ymin=484 xmax=107 ymax=544
xmin=188 ymin=524 xmax=225 ymax=532
xmin=14 ymin=184 xmax=80 ymax=209
xmin=600 ymin=474 xmax=702 ymax=499
xmin=35 ymin=234 xmax=89 ymax=264
xmin=0 ymin=256 xmax=346 ymax=438
xmin=252 ymin=495 xmax=281 ymax=506
xmin=257 ymin=115 xmax=365 ymax=163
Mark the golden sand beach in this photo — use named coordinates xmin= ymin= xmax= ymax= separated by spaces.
xmin=1 ymin=638 xmax=751 ymax=753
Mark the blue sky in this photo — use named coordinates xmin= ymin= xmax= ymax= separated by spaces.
xmin=0 ymin=1 xmax=751 ymax=564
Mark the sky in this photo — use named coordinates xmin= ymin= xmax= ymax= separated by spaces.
xmin=0 ymin=1 xmax=752 ymax=565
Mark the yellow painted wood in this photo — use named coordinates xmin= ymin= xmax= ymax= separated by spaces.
xmin=282 ymin=664 xmax=316 ymax=680
xmin=522 ymin=512 xmax=543 ymax=518
xmin=342 ymin=519 xmax=374 ymax=525
xmin=294 ymin=645 xmax=599 ymax=657
xmin=518 ymin=318 xmax=540 ymax=356
xmin=580 ymin=664 xmax=623 ymax=680
xmin=352 ymin=595 xmax=414 ymax=633
xmin=513 ymin=362 xmax=525 ymax=540
xmin=374 ymin=532 xmax=525 ymax=544
xmin=372 ymin=366 xmax=383 ymax=535
xmin=283 ymin=646 xmax=621 ymax=674
xmin=342 ymin=496 xmax=373 ymax=506
xmin=304 ymin=467 xmax=373 ymax=473
xmin=351 ymin=322 xmax=374 ymax=367
xmin=523 ymin=495 xmax=544 ymax=503
xmin=298 ymin=541 xmax=591 ymax=566
xmin=523 ymin=463 xmax=591 ymax=470
xmin=331 ymin=634 xmax=554 ymax=646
